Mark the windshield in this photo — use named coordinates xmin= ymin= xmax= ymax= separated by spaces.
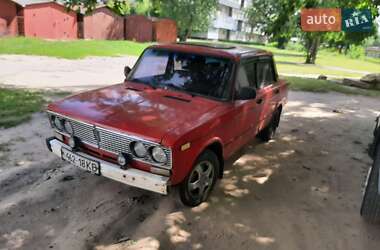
xmin=128 ymin=48 xmax=233 ymax=99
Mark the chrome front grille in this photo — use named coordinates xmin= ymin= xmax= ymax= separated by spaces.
xmin=48 ymin=112 xmax=172 ymax=169
xmin=97 ymin=127 xmax=133 ymax=154
xmin=71 ymin=120 xmax=98 ymax=146
xmin=97 ymin=127 xmax=172 ymax=167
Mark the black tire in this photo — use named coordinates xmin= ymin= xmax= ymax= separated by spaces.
xmin=179 ymin=150 xmax=219 ymax=207
xmin=360 ymin=145 xmax=380 ymax=223
xmin=258 ymin=108 xmax=281 ymax=142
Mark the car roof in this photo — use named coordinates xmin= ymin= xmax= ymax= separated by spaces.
xmin=150 ymin=42 xmax=272 ymax=61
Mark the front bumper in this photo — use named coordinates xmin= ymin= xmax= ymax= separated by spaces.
xmin=47 ymin=138 xmax=169 ymax=194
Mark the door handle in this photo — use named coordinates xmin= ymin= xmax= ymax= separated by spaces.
xmin=274 ymin=89 xmax=280 ymax=94
xmin=256 ymin=98 xmax=263 ymax=104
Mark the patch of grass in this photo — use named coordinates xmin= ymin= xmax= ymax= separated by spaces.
xmin=253 ymin=45 xmax=380 ymax=77
xmin=0 ymin=37 xmax=150 ymax=59
xmin=1 ymin=37 xmax=379 ymax=79
xmin=285 ymin=76 xmax=380 ymax=97
xmin=209 ymin=39 xmax=380 ymax=78
xmin=42 ymin=90 xmax=72 ymax=98
xmin=0 ymin=88 xmax=45 ymax=128
xmin=278 ymin=63 xmax=362 ymax=78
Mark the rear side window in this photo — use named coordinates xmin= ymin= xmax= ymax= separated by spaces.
xmin=257 ymin=60 xmax=275 ymax=88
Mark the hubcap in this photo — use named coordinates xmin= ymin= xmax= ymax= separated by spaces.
xmin=188 ymin=161 xmax=214 ymax=200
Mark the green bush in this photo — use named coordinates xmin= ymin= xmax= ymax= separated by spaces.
xmin=285 ymin=42 xmax=304 ymax=52
xmin=347 ymin=45 xmax=365 ymax=59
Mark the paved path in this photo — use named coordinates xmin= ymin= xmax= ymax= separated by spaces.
xmin=0 ymin=55 xmax=138 ymax=92
xmin=0 ymin=55 xmax=369 ymax=92
xmin=1 ymin=91 xmax=380 ymax=250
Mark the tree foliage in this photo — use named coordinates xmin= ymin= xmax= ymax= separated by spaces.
xmin=132 ymin=0 xmax=153 ymax=15
xmin=159 ymin=0 xmax=218 ymax=41
xmin=245 ymin=0 xmax=300 ymax=49
xmin=63 ymin=0 xmax=98 ymax=13
xmin=106 ymin=0 xmax=130 ymax=16
xmin=245 ymin=0 xmax=379 ymax=63
xmin=301 ymin=0 xmax=379 ymax=63
xmin=64 ymin=0 xmax=154 ymax=16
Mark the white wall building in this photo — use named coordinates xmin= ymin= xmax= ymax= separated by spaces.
xmin=192 ymin=0 xmax=265 ymax=43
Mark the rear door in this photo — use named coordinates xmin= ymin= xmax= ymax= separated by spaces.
xmin=256 ymin=57 xmax=280 ymax=131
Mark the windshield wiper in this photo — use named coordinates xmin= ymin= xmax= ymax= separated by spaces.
xmin=163 ymin=83 xmax=182 ymax=91
xmin=158 ymin=83 xmax=196 ymax=97
xmin=128 ymin=78 xmax=156 ymax=89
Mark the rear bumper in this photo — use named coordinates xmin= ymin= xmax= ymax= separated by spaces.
xmin=47 ymin=138 xmax=169 ymax=194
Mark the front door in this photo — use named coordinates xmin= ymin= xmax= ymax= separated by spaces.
xmin=224 ymin=59 xmax=262 ymax=157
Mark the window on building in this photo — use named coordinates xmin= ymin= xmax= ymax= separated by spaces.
xmin=241 ymin=0 xmax=245 ymax=8
xmin=228 ymin=7 xmax=233 ymax=17
xmin=237 ymin=21 xmax=243 ymax=32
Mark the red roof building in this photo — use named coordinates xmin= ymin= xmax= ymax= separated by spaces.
xmin=1 ymin=1 xmax=178 ymax=42
xmin=153 ymin=18 xmax=177 ymax=43
xmin=82 ymin=6 xmax=124 ymax=40
xmin=0 ymin=0 xmax=20 ymax=36
xmin=23 ymin=1 xmax=77 ymax=40
xmin=125 ymin=15 xmax=153 ymax=42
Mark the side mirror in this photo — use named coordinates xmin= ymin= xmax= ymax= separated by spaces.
xmin=124 ymin=66 xmax=132 ymax=79
xmin=235 ymin=87 xmax=256 ymax=100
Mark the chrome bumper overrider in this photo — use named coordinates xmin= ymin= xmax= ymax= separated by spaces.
xmin=47 ymin=138 xmax=169 ymax=194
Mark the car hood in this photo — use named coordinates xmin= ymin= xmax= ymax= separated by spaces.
xmin=48 ymin=83 xmax=221 ymax=143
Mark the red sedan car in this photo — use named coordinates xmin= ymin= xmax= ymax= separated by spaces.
xmin=46 ymin=43 xmax=288 ymax=206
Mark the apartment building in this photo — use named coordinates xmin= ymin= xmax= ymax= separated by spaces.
xmin=193 ymin=0 xmax=265 ymax=42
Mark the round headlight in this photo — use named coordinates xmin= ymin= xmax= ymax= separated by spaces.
xmin=151 ymin=146 xmax=167 ymax=163
xmin=54 ymin=117 xmax=63 ymax=131
xmin=64 ymin=120 xmax=74 ymax=135
xmin=132 ymin=141 xmax=148 ymax=158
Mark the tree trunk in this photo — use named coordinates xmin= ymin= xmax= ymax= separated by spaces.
xmin=277 ymin=37 xmax=287 ymax=49
xmin=179 ymin=34 xmax=187 ymax=42
xmin=179 ymin=16 xmax=193 ymax=42
xmin=305 ymin=36 xmax=321 ymax=64
xmin=249 ymin=26 xmax=254 ymax=41
xmin=184 ymin=27 xmax=192 ymax=41
xmin=344 ymin=44 xmax=350 ymax=55
xmin=338 ymin=45 xmax=343 ymax=54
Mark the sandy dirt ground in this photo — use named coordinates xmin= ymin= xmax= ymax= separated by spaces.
xmin=0 ymin=90 xmax=380 ymax=250
xmin=0 ymin=55 xmax=137 ymax=91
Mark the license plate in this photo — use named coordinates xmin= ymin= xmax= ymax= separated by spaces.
xmin=61 ymin=147 xmax=100 ymax=175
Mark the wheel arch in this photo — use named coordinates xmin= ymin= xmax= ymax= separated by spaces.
xmin=204 ymin=140 xmax=224 ymax=179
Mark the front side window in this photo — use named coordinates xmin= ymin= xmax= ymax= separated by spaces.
xmin=128 ymin=49 xmax=233 ymax=100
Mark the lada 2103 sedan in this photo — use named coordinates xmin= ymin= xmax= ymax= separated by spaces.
xmin=46 ymin=43 xmax=288 ymax=206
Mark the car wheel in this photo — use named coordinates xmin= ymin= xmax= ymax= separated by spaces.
xmin=360 ymin=145 xmax=380 ymax=223
xmin=179 ymin=150 xmax=219 ymax=207
xmin=258 ymin=108 xmax=281 ymax=142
